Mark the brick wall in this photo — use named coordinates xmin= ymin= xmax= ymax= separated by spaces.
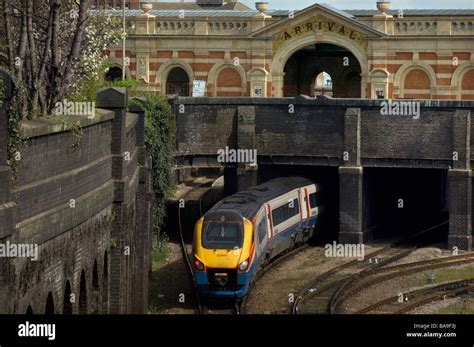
xmin=174 ymin=96 xmax=474 ymax=168
xmin=0 ymin=89 xmax=153 ymax=314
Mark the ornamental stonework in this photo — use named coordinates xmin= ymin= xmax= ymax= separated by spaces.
xmin=272 ymin=15 xmax=368 ymax=53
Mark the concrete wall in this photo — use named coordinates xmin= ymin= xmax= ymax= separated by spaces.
xmin=0 ymin=88 xmax=153 ymax=314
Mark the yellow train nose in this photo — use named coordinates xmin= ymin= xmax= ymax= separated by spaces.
xmin=202 ymin=248 xmax=242 ymax=269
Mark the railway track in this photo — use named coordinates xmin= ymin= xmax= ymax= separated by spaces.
xmin=292 ymin=246 xmax=415 ymax=314
xmin=354 ymin=279 xmax=474 ymax=314
xmin=239 ymin=243 xmax=310 ymax=314
xmin=329 ymin=252 xmax=474 ymax=314
xmin=292 ymin=221 xmax=450 ymax=314
xmin=177 ymin=192 xmax=462 ymax=315
xmin=176 ymin=177 xmax=250 ymax=315
xmin=176 ymin=178 xmax=215 ymax=315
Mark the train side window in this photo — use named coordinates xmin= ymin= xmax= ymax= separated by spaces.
xmin=257 ymin=218 xmax=267 ymax=244
xmin=271 ymin=198 xmax=300 ymax=227
xmin=309 ymin=192 xmax=319 ymax=208
xmin=271 ymin=205 xmax=286 ymax=226
xmin=292 ymin=199 xmax=300 ymax=216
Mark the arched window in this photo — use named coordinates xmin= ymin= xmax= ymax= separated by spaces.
xmin=105 ymin=66 xmax=123 ymax=81
xmin=313 ymin=71 xmax=333 ymax=97
xmin=166 ymin=67 xmax=190 ymax=96
xmin=283 ymin=43 xmax=361 ymax=98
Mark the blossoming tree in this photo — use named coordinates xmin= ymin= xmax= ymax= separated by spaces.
xmin=0 ymin=0 xmax=122 ymax=119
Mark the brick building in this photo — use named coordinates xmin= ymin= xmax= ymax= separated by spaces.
xmin=102 ymin=1 xmax=474 ymax=99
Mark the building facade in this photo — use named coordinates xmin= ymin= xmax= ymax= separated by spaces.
xmin=104 ymin=1 xmax=474 ymax=100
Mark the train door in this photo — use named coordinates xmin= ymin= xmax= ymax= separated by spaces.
xmin=307 ymin=184 xmax=320 ymax=228
xmin=255 ymin=208 xmax=268 ymax=256
xmin=302 ymin=187 xmax=311 ymax=229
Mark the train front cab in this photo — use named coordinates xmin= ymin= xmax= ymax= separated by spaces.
xmin=193 ymin=211 xmax=256 ymax=299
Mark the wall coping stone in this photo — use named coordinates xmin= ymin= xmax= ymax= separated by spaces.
xmin=173 ymin=96 xmax=474 ymax=109
xmin=20 ymin=109 xmax=115 ymax=139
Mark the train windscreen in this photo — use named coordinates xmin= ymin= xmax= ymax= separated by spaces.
xmin=202 ymin=221 xmax=243 ymax=250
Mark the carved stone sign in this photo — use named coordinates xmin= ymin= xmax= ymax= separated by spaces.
xmin=273 ymin=15 xmax=367 ymax=53
xmin=136 ymin=55 xmax=149 ymax=83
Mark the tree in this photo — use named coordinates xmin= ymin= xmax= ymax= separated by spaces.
xmin=0 ymin=0 xmax=122 ymax=119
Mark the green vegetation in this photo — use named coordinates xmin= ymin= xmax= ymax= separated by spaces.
xmin=68 ymin=68 xmax=139 ymax=103
xmin=130 ymin=93 xmax=176 ymax=240
xmin=44 ymin=114 xmax=84 ymax=147
xmin=418 ymin=266 xmax=474 ymax=285
xmin=152 ymin=233 xmax=171 ymax=270
xmin=438 ymin=297 xmax=474 ymax=314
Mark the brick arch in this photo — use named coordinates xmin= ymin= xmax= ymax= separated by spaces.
xmin=270 ymin=31 xmax=369 ymax=97
xmin=394 ymin=62 xmax=435 ymax=99
xmin=103 ymin=58 xmax=132 ymax=80
xmin=461 ymin=69 xmax=474 ymax=100
xmin=451 ymin=62 xmax=474 ymax=99
xmin=403 ymin=69 xmax=432 ymax=99
xmin=156 ymin=60 xmax=194 ymax=95
xmin=216 ymin=67 xmax=243 ymax=96
xmin=207 ymin=63 xmax=247 ymax=96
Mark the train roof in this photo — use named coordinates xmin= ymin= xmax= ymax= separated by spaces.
xmin=209 ymin=177 xmax=313 ymax=220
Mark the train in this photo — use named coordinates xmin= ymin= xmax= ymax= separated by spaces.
xmin=192 ymin=177 xmax=322 ymax=299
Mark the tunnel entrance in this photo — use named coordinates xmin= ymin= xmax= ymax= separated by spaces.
xmin=258 ymin=164 xmax=340 ymax=244
xmin=283 ymin=43 xmax=361 ymax=98
xmin=364 ymin=167 xmax=448 ymax=243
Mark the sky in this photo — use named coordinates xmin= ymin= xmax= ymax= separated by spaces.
xmin=245 ymin=0 xmax=474 ymax=10
xmin=164 ymin=1 xmax=474 ymax=10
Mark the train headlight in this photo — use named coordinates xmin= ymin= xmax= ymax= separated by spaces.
xmin=194 ymin=259 xmax=204 ymax=271
xmin=238 ymin=259 xmax=249 ymax=272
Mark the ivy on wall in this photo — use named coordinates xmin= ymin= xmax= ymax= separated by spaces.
xmin=2 ymin=74 xmax=26 ymax=182
xmin=131 ymin=94 xmax=176 ymax=236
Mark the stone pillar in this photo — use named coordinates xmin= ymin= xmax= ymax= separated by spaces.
xmin=339 ymin=108 xmax=365 ymax=244
xmin=128 ymin=97 xmax=153 ymax=313
xmin=134 ymin=10 xmax=156 ymax=35
xmin=272 ymin=73 xmax=285 ymax=97
xmin=448 ymin=110 xmax=472 ymax=251
xmin=97 ymin=88 xmax=129 ymax=314
xmin=371 ymin=3 xmax=394 ymax=35
xmin=236 ymin=106 xmax=258 ymax=191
